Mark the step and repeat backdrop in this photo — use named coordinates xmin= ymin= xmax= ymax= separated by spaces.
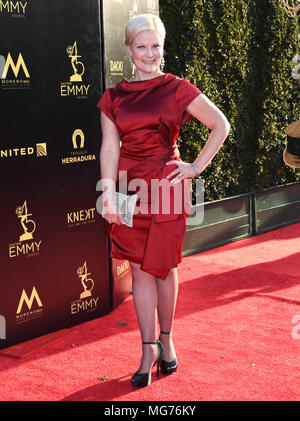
xmin=0 ymin=0 xmax=159 ymax=349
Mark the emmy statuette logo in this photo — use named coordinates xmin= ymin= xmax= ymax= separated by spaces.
xmin=9 ymin=200 xmax=42 ymax=258
xmin=78 ymin=261 xmax=94 ymax=299
xmin=66 ymin=42 xmax=85 ymax=82
xmin=16 ymin=286 xmax=43 ymax=323
xmin=60 ymin=42 xmax=90 ymax=98
xmin=16 ymin=200 xmax=36 ymax=241
xmin=71 ymin=261 xmax=100 ymax=315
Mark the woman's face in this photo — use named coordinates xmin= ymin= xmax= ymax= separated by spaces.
xmin=127 ymin=29 xmax=164 ymax=76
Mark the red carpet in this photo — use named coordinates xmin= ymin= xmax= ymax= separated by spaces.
xmin=1 ymin=222 xmax=300 ymax=401
xmin=0 ymin=329 xmax=77 ymax=359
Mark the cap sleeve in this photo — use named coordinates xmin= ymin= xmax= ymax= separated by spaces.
xmin=176 ymin=78 xmax=202 ymax=125
xmin=97 ymin=88 xmax=115 ymax=122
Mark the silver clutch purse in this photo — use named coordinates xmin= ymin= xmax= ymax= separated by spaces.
xmin=102 ymin=191 xmax=138 ymax=227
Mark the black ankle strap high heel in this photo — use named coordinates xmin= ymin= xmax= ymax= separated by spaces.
xmin=131 ymin=340 xmax=165 ymax=388
xmin=159 ymin=331 xmax=178 ymax=375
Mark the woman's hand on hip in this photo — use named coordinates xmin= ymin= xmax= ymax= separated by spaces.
xmin=165 ymin=160 xmax=201 ymax=184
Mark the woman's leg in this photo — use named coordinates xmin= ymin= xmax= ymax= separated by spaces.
xmin=130 ymin=261 xmax=160 ymax=373
xmin=156 ymin=268 xmax=179 ymax=362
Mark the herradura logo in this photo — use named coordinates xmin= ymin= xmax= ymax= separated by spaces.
xmin=0 ymin=52 xmax=31 ymax=90
xmin=61 ymin=129 xmax=96 ymax=165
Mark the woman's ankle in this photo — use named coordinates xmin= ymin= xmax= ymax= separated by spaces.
xmin=159 ymin=331 xmax=172 ymax=342
xmin=138 ymin=343 xmax=159 ymax=373
xmin=159 ymin=332 xmax=176 ymax=360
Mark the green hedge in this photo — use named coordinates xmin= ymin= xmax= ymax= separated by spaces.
xmin=159 ymin=0 xmax=300 ymax=201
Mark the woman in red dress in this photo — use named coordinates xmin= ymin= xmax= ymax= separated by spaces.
xmin=97 ymin=13 xmax=230 ymax=388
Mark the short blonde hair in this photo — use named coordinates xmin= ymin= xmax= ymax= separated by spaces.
xmin=125 ymin=13 xmax=166 ymax=46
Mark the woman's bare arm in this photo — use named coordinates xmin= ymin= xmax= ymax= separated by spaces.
xmin=187 ymin=93 xmax=231 ymax=173
xmin=99 ymin=112 xmax=124 ymax=224
xmin=166 ymin=94 xmax=230 ymax=183
xmin=100 ymin=112 xmax=121 ymax=189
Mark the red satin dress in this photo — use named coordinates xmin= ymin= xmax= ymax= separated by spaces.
xmin=97 ymin=73 xmax=202 ymax=279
